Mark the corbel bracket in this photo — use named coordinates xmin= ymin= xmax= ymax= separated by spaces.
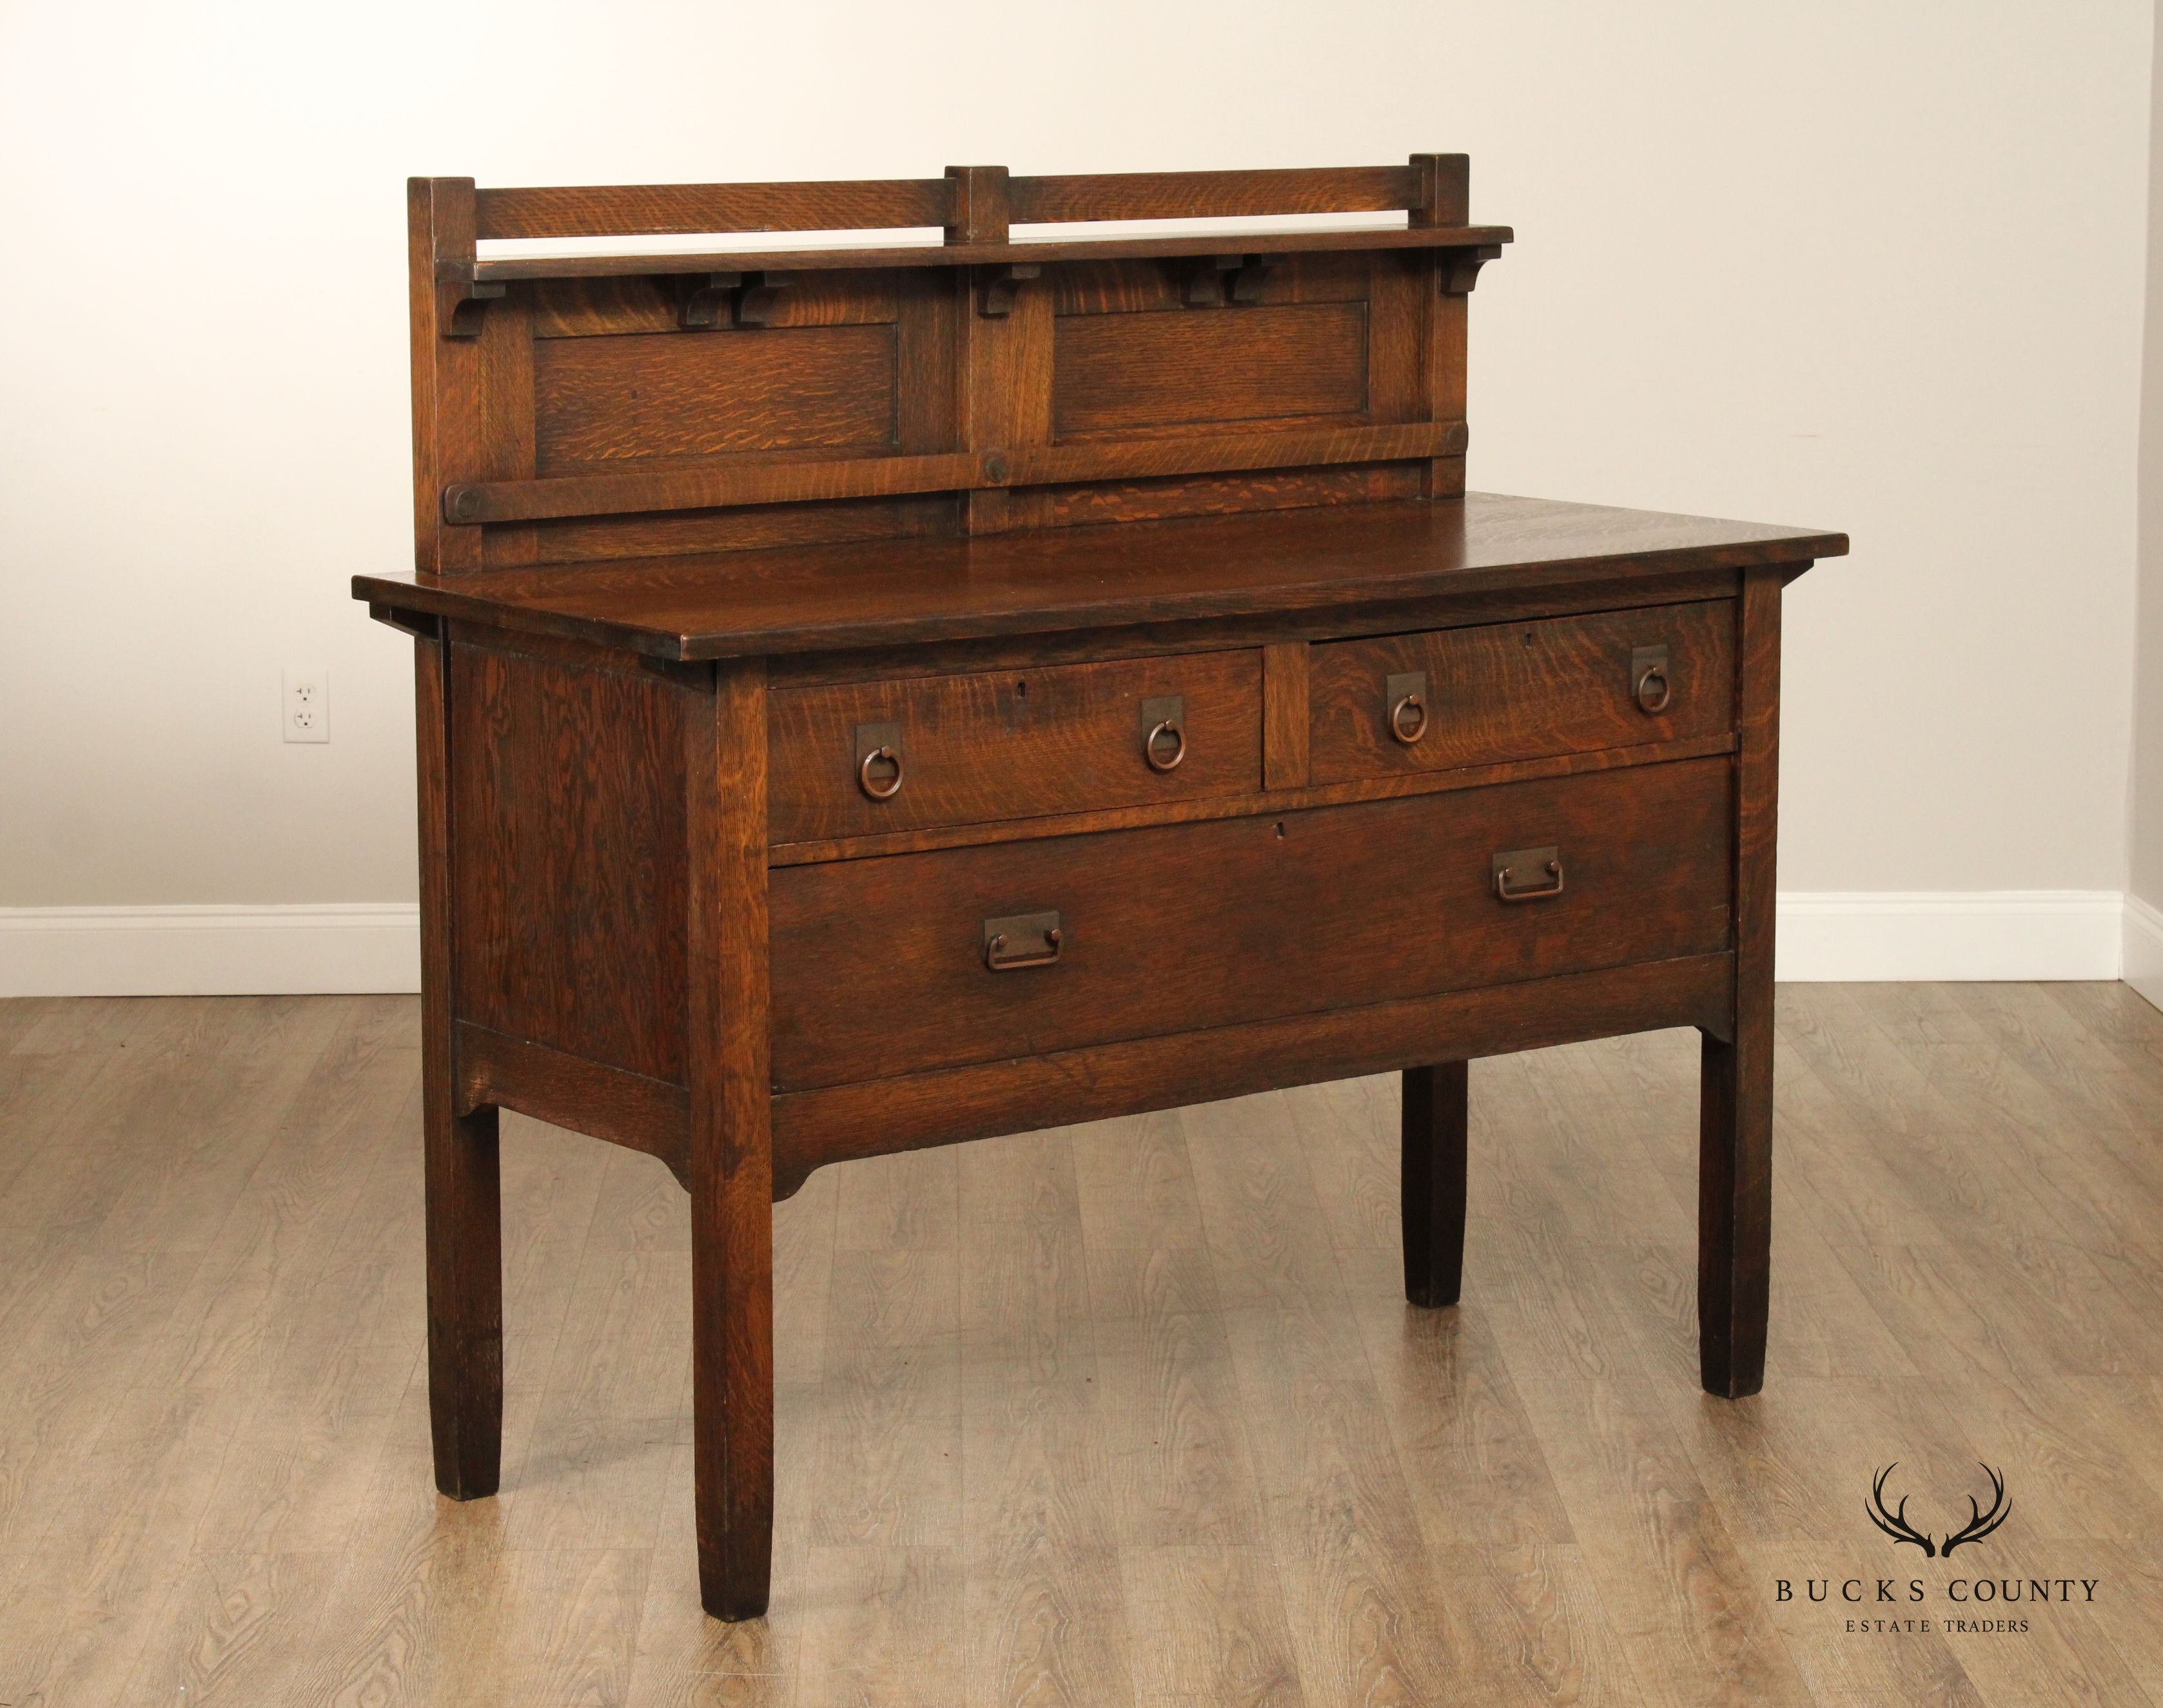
xmin=734 ymin=271 xmax=795 ymax=327
xmin=1228 ymin=254 xmax=1280 ymax=304
xmin=368 ymin=603 xmax=441 ymax=641
xmin=978 ymin=262 xmax=1041 ymax=318
xmin=1440 ymin=245 xmax=1503 ymax=296
xmin=676 ymin=271 xmax=745 ymax=329
xmin=439 ymin=280 xmax=506 ymax=339
xmin=1182 ymin=254 xmax=1278 ymax=307
xmin=675 ymin=271 xmax=798 ymax=329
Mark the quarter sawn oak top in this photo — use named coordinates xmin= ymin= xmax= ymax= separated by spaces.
xmin=355 ymin=492 xmax=1846 ymax=661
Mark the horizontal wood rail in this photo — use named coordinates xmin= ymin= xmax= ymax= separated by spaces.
xmin=1009 ymin=165 xmax=1425 ymax=224
xmin=442 ymin=423 xmax=1468 ymax=526
xmin=454 ymin=1022 xmax=690 ymax=1186
xmin=768 ymin=953 xmax=1736 ymax=1199
xmin=475 ymin=179 xmax=952 ymax=241
xmin=444 ymin=452 xmax=985 ymax=525
xmin=464 ymin=160 xmax=1459 ymax=251
xmin=1007 ymin=423 xmax=1466 ymax=489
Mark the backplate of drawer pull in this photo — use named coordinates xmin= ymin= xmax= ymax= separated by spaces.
xmin=1386 ymin=670 xmax=1429 ymax=744
xmin=854 ymin=721 xmax=904 ymax=801
xmin=1630 ymin=645 xmax=1672 ymax=714
xmin=983 ymin=909 xmax=1063 ymax=971
xmin=1493 ymin=845 xmax=1565 ymax=902
xmin=1140 ymin=695 xmax=1186 ymax=772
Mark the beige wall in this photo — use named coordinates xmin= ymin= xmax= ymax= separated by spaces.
xmin=0 ymin=1 xmax=2152 ymax=913
xmin=2137 ymin=1 xmax=2163 ymax=931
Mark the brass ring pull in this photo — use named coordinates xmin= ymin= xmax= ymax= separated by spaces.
xmin=1389 ymin=693 xmax=1428 ymax=745
xmin=984 ymin=924 xmax=1062 ymax=971
xmin=1634 ymin=666 xmax=1672 ymax=714
xmin=858 ymin=745 xmax=903 ymax=800
xmin=1144 ymin=718 xmax=1186 ymax=772
xmin=1494 ymin=852 xmax=1565 ymax=903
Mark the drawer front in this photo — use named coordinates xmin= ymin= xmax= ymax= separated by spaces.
xmin=770 ymin=757 xmax=1731 ymax=1091
xmin=1307 ymin=601 xmax=1734 ymax=782
xmin=768 ymin=650 xmax=1263 ymax=842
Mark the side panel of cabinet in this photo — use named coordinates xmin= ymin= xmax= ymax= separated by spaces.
xmin=447 ymin=639 xmax=690 ymax=1082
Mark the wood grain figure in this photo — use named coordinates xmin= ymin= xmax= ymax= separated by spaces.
xmin=358 ymin=155 xmax=1845 ymax=1619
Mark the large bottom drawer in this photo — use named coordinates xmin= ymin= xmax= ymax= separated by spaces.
xmin=768 ymin=757 xmax=1733 ymax=1092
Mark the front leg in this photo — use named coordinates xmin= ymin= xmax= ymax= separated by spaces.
xmin=687 ymin=657 xmax=776 ymax=1621
xmin=426 ymin=1099 xmax=503 ymax=1497
xmin=415 ymin=627 xmax=503 ymax=1500
xmin=1698 ymin=1029 xmax=1768 ymax=1397
xmin=690 ymin=1104 xmax=774 ymax=1619
xmin=1699 ymin=564 xmax=1782 ymax=1400
xmin=1401 ymin=1061 xmax=1469 ymax=1308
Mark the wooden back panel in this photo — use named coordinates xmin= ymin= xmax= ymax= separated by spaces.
xmin=408 ymin=160 xmax=1502 ymax=573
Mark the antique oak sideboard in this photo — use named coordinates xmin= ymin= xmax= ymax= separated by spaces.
xmin=355 ymin=159 xmax=1846 ymax=1620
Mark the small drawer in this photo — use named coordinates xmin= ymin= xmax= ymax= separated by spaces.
xmin=767 ymin=651 xmax=1263 ymax=842
xmin=769 ymin=757 xmax=1732 ymax=1091
xmin=1307 ymin=600 xmax=1734 ymax=783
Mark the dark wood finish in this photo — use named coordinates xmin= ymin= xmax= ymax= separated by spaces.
xmin=769 ymin=759 xmax=1732 ymax=1090
xmin=367 ymin=158 xmax=1842 ymax=1622
xmin=416 ymin=632 xmax=502 ymax=1500
xmin=944 ymin=164 xmax=1010 ymax=246
xmin=409 ymin=179 xmax=484 ymax=572
xmin=770 ymin=732 xmax=1736 ymax=866
xmin=1261 ymin=641 xmax=1311 ymax=790
xmin=767 ymin=648 xmax=1262 ymax=840
xmin=1052 ymin=302 xmax=1370 ymax=435
xmin=1307 ymin=599 xmax=1735 ymax=781
xmin=531 ymin=325 xmax=899 ymax=469
xmin=1699 ymin=567 xmax=1782 ymax=1400
xmin=1008 ymin=164 xmax=1424 ymax=224
xmin=358 ymin=494 xmax=1843 ymax=660
xmin=446 ymin=640 xmax=687 ymax=1083
xmin=685 ymin=659 xmax=776 ymax=1620
xmin=1401 ymin=1062 xmax=1469 ymax=1307
xmin=473 ymin=177 xmax=954 ymax=241
xmin=453 ymin=1021 xmax=690 ymax=1187
xmin=463 ymin=224 xmax=1516 ymax=283
xmin=757 ymin=566 xmax=1745 ymax=688
xmin=440 ymin=423 xmax=1466 ymax=527
xmin=770 ymin=953 xmax=1734 ymax=1197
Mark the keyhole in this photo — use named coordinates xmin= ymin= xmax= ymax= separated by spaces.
xmin=1274 ymin=821 xmax=1286 ymax=840
xmin=1015 ymin=679 xmax=1028 ymax=697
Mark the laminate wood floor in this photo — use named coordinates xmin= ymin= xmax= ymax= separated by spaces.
xmin=3 ymin=984 xmax=2162 ymax=1705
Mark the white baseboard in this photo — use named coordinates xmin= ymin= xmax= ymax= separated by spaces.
xmin=2126 ymin=893 xmax=2163 ymax=1013
xmin=0 ymin=904 xmax=420 ymax=998
xmin=1774 ymin=890 xmax=2124 ymax=982
xmin=0 ymin=891 xmax=2139 ymax=998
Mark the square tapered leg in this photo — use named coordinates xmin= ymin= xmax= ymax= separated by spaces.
xmin=687 ymin=657 xmax=776 ymax=1621
xmin=1402 ymin=1061 xmax=1469 ymax=1308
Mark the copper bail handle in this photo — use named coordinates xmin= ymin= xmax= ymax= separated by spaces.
xmin=1634 ymin=665 xmax=1672 ymax=713
xmin=1389 ymin=693 xmax=1428 ymax=745
xmin=984 ymin=924 xmax=1062 ymax=971
xmin=1144 ymin=717 xmax=1186 ymax=772
xmin=858 ymin=745 xmax=903 ymax=799
xmin=1494 ymin=854 xmax=1565 ymax=903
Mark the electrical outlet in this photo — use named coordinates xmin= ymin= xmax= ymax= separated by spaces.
xmin=283 ymin=669 xmax=329 ymax=743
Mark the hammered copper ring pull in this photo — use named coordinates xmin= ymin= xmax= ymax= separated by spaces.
xmin=1634 ymin=665 xmax=1672 ymax=714
xmin=1144 ymin=718 xmax=1186 ymax=772
xmin=1390 ymin=693 xmax=1428 ymax=745
xmin=858 ymin=745 xmax=903 ymax=800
